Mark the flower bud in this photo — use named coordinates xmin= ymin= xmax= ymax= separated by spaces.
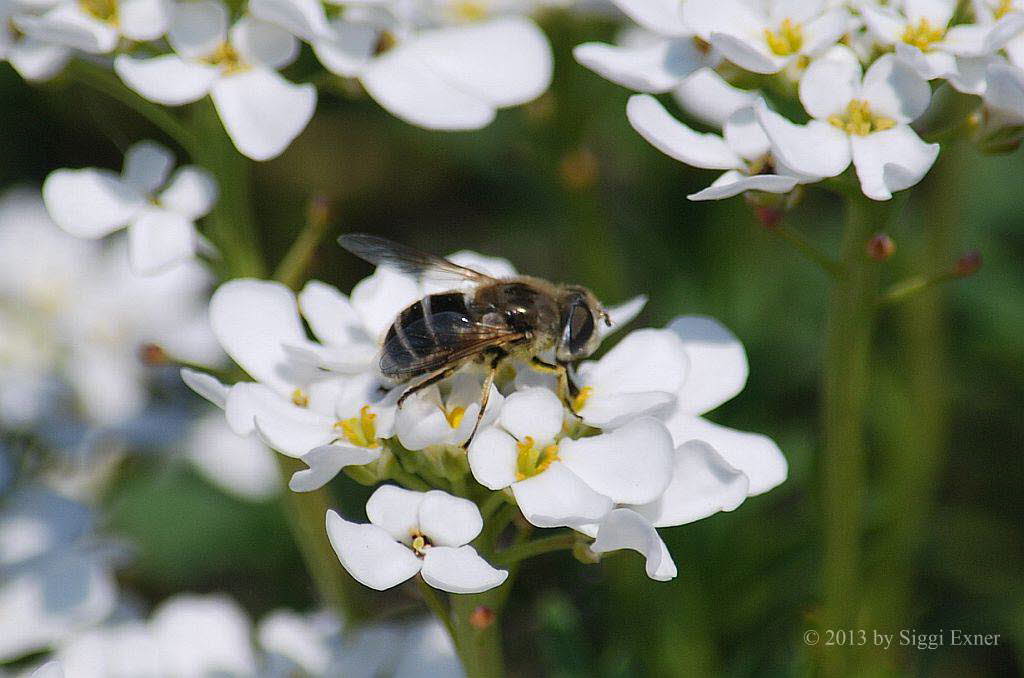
xmin=469 ymin=606 xmax=496 ymax=630
xmin=954 ymin=250 xmax=982 ymax=277
xmin=307 ymin=196 xmax=331 ymax=227
xmin=559 ymin=148 xmax=598 ymax=190
xmin=866 ymin=233 xmax=896 ymax=261
xmin=139 ymin=343 xmax=167 ymax=366
xmin=572 ymin=540 xmax=601 ymax=565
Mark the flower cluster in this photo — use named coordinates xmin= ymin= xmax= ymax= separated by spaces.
xmin=4 ymin=0 xmax=556 ymax=160
xmin=575 ymin=0 xmax=1024 ymax=201
xmin=190 ymin=248 xmax=787 ymax=592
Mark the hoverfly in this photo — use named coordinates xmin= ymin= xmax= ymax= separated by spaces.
xmin=338 ymin=234 xmax=612 ymax=446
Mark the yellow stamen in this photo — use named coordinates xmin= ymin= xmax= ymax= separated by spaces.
xmin=411 ymin=533 xmax=429 ymax=556
xmin=901 ymin=17 xmax=946 ymax=52
xmin=515 ymin=436 xmax=560 ymax=482
xmin=79 ymin=0 xmax=117 ymax=23
xmin=764 ymin=18 xmax=804 ymax=56
xmin=334 ymin=405 xmax=379 ymax=448
xmin=291 ymin=388 xmax=309 ymax=408
xmin=204 ymin=42 xmax=247 ymax=74
xmin=444 ymin=405 xmax=466 ymax=429
xmin=453 ymin=0 xmax=488 ymax=21
xmin=996 ymin=0 xmax=1015 ymax=19
xmin=571 ymin=386 xmax=593 ymax=413
xmin=828 ymin=99 xmax=896 ymax=136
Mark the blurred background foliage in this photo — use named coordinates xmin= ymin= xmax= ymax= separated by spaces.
xmin=1 ymin=10 xmax=1022 ymax=677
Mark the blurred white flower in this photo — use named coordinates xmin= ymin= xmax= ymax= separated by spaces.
xmin=326 ymin=485 xmax=508 ymax=593
xmin=756 ymin=46 xmax=939 ymax=200
xmin=683 ymin=0 xmax=848 ymax=74
xmin=627 ymin=95 xmax=816 ymax=200
xmin=185 ymin=409 xmax=281 ymax=501
xmin=983 ymin=58 xmax=1024 ymax=123
xmin=0 ymin=1 xmax=70 ymax=81
xmin=468 ymin=387 xmax=674 ymax=529
xmin=15 ymin=0 xmax=169 ymax=54
xmin=29 ymin=661 xmax=64 ymax=678
xmin=114 ymin=0 xmax=316 ymax=160
xmin=43 ymin=140 xmax=217 ymax=275
xmin=251 ymin=0 xmax=553 ymax=130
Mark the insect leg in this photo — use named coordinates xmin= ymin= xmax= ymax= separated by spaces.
xmin=529 ymin=357 xmax=579 ymax=407
xmin=463 ymin=351 xmax=505 ymax=449
xmin=397 ymin=365 xmax=460 ymax=408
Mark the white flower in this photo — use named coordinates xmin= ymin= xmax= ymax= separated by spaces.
xmin=43 ymin=140 xmax=217 ymax=275
xmin=627 ymin=95 xmax=815 ymax=200
xmin=29 ymin=662 xmax=64 ymax=678
xmin=326 ymin=485 xmax=508 ymax=593
xmin=860 ymin=0 xmax=995 ymax=94
xmin=983 ymin=59 xmax=1024 ymax=123
xmin=0 ymin=1 xmax=70 ymax=81
xmin=982 ymin=0 xmax=1024 ymax=69
xmin=756 ymin=46 xmax=939 ymax=200
xmin=468 ymin=387 xmax=674 ymax=528
xmin=683 ymin=0 xmax=848 ymax=74
xmin=394 ymin=372 xmax=504 ymax=450
xmin=15 ymin=0 xmax=169 ymax=54
xmin=114 ymin=0 xmax=316 ymax=160
xmin=185 ymin=409 xmax=282 ymax=501
xmin=251 ymin=0 xmax=553 ymax=130
xmin=574 ymin=0 xmax=714 ymax=92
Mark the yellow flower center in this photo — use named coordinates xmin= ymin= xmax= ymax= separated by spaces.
xmin=452 ymin=0 xmax=488 ymax=21
xmin=515 ymin=436 xmax=560 ymax=482
xmin=410 ymin=531 xmax=431 ymax=557
xmin=901 ymin=17 xmax=946 ymax=52
xmin=334 ymin=405 xmax=379 ymax=448
xmin=204 ymin=42 xmax=247 ymax=74
xmin=571 ymin=386 xmax=593 ymax=413
xmin=996 ymin=0 xmax=1015 ymax=19
xmin=828 ymin=99 xmax=896 ymax=136
xmin=764 ymin=18 xmax=804 ymax=56
xmin=291 ymin=388 xmax=309 ymax=408
xmin=79 ymin=0 xmax=117 ymax=23
xmin=443 ymin=405 xmax=466 ymax=429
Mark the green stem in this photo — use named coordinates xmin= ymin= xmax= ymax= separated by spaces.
xmin=67 ymin=59 xmax=199 ymax=158
xmin=273 ymin=198 xmax=333 ymax=290
xmin=819 ymin=194 xmax=884 ymax=676
xmin=274 ymin=455 xmax=373 ymax=621
xmin=877 ymin=270 xmax=958 ymax=306
xmin=771 ymin=223 xmax=843 ymax=278
xmin=492 ymin=532 xmax=576 ymax=566
xmin=189 ymin=100 xmax=265 ymax=279
xmin=449 ymin=586 xmax=509 ymax=678
xmin=417 ymin=576 xmax=457 ymax=644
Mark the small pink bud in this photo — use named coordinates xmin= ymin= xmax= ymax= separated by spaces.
xmin=754 ymin=206 xmax=784 ymax=230
xmin=954 ymin=250 xmax=982 ymax=277
xmin=139 ymin=343 xmax=167 ymax=366
xmin=469 ymin=606 xmax=496 ymax=630
xmin=307 ymin=196 xmax=331 ymax=226
xmin=866 ymin=233 xmax=896 ymax=261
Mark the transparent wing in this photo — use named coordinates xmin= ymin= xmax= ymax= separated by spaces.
xmin=381 ymin=311 xmax=522 ymax=378
xmin=339 ymin=234 xmax=497 ymax=286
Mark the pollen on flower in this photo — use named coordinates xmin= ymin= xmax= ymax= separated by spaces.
xmin=452 ymin=0 xmax=488 ymax=21
xmin=443 ymin=405 xmax=466 ymax=429
xmin=205 ymin=42 xmax=247 ymax=75
xmin=79 ymin=0 xmax=117 ymax=23
xmin=410 ymin=531 xmax=432 ymax=557
xmin=515 ymin=436 xmax=560 ymax=481
xmin=291 ymin=389 xmax=309 ymax=408
xmin=571 ymin=386 xmax=593 ymax=413
xmin=335 ymin=405 xmax=379 ymax=448
xmin=764 ymin=18 xmax=803 ymax=56
xmin=995 ymin=0 xmax=1015 ymax=19
xmin=901 ymin=17 xmax=946 ymax=52
xmin=828 ymin=100 xmax=896 ymax=136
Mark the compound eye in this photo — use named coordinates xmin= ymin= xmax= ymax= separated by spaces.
xmin=561 ymin=302 xmax=596 ymax=357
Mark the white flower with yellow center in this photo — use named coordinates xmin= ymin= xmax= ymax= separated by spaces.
xmin=861 ymin=0 xmax=994 ymax=93
xmin=626 ymin=95 xmax=819 ymax=201
xmin=14 ymin=0 xmax=168 ymax=54
xmin=468 ymin=387 xmax=675 ymax=529
xmin=756 ymin=46 xmax=939 ymax=201
xmin=248 ymin=0 xmax=553 ymax=130
xmin=114 ymin=0 xmax=316 ymax=160
xmin=0 ymin=0 xmax=71 ymax=81
xmin=683 ymin=0 xmax=849 ymax=74
xmin=394 ymin=372 xmax=504 ymax=450
xmin=43 ymin=140 xmax=216 ymax=275
xmin=326 ymin=485 xmax=508 ymax=593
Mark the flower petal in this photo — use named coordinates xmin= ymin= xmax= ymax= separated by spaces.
xmin=253 ymin=409 xmax=333 ymax=458
xmin=209 ymin=279 xmax=314 ymax=395
xmin=114 ymin=54 xmax=218 ymax=106
xmin=312 ymin=17 xmax=378 ymax=77
xmin=159 ymin=166 xmax=218 ymax=219
xmin=626 ymin=94 xmax=744 ymax=170
xmin=683 ymin=0 xmax=762 ymax=40
xmin=230 ymin=16 xmax=299 ymax=70
xmin=289 ymin=444 xmax=380 ymax=492
xmin=421 ymin=546 xmax=508 ymax=594
xmin=180 ymin=368 xmax=228 ymax=409
xmin=325 ymin=511 xmax=421 ymax=591
xmin=349 ymin=266 xmax=421 ymax=340
xmin=297 ymin=280 xmax=368 ymax=346
xmin=168 ymin=0 xmax=227 ymax=58
xmin=634 ymin=439 xmax=749 ymax=527
xmin=248 ymin=0 xmax=330 ymax=41
xmin=710 ymin=31 xmax=784 ymax=74
xmin=799 ymin=47 xmax=861 ymax=120
xmin=394 ymin=388 xmax=454 ymax=451
xmin=756 ymin=100 xmax=850 ymax=178
xmin=126 ymin=208 xmax=196 ymax=275
xmin=467 ymin=426 xmax=518 ymax=490
xmin=859 ymin=3 xmax=903 ymax=44
xmin=42 ymin=168 xmax=141 ymax=238
xmin=419 ymin=490 xmax=483 ymax=548
xmin=850 ymin=126 xmax=939 ymax=201
xmin=7 ymin=39 xmax=70 ymax=82
xmin=15 ymin=6 xmax=117 ymax=54
xmin=860 ymin=54 xmax=932 ymax=123
xmin=499 ymin=387 xmax=564 ymax=445
xmin=121 ymin=140 xmax=174 ymax=194
xmin=559 ymin=417 xmax=674 ymax=505
xmin=664 ymin=413 xmax=787 ymax=494
xmin=602 ymin=294 xmax=647 ymax=337
xmin=590 ymin=508 xmax=677 ymax=581
xmin=211 ymin=68 xmax=316 ymax=161
xmin=723 ymin=106 xmax=770 ymax=161
xmin=366 ymin=484 xmax=425 ymax=543
xmin=688 ymin=170 xmax=800 ymax=201
xmin=573 ymin=38 xmax=702 ymax=93
xmin=511 ymin=462 xmax=613 ymax=528
xmin=668 ymin=316 xmax=748 ymax=415
xmin=119 ymin=0 xmax=171 ymax=41
xmin=672 ymin=67 xmax=759 ymax=128
xmin=613 ymin=0 xmax=690 ymax=36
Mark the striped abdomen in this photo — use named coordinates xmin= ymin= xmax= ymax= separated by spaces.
xmin=380 ymin=292 xmax=475 ymax=380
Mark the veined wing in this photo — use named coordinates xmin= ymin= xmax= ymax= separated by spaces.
xmin=381 ymin=310 xmax=523 ymax=379
xmin=339 ymin=233 xmax=497 ymax=286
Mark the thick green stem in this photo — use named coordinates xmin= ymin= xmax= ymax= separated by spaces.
xmin=771 ymin=222 xmax=843 ymax=278
xmin=492 ymin=533 xmax=575 ymax=566
xmin=449 ymin=586 xmax=508 ymax=678
xmin=819 ymin=195 xmax=884 ymax=675
xmin=273 ymin=198 xmax=332 ymax=290
xmin=190 ymin=100 xmax=265 ymax=279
